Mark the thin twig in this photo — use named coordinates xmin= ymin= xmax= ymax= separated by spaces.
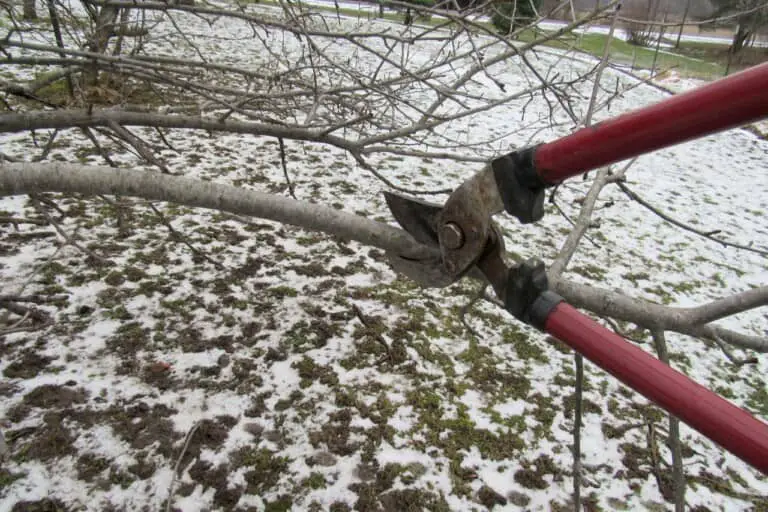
xmin=107 ymin=120 xmax=171 ymax=173
xmin=615 ymin=181 xmax=768 ymax=257
xmin=573 ymin=353 xmax=584 ymax=512
xmin=30 ymin=195 xmax=106 ymax=262
xmin=712 ymin=333 xmax=758 ymax=366
xmin=0 ymin=294 xmax=68 ymax=303
xmin=352 ymin=303 xmax=393 ymax=363
xmin=0 ymin=300 xmax=50 ymax=323
xmin=278 ymin=137 xmax=296 ymax=199
xmin=651 ymin=329 xmax=685 ymax=511
xmin=148 ymin=203 xmax=225 ymax=270
xmin=0 ymin=216 xmax=47 ymax=227
xmin=0 ymin=323 xmax=53 ymax=336
xmin=458 ymin=284 xmax=487 ymax=339
xmin=166 ymin=420 xmax=202 ymax=512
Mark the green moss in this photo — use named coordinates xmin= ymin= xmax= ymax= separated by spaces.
xmin=0 ymin=469 xmax=24 ymax=489
xmin=268 ymin=285 xmax=299 ymax=299
xmin=503 ymin=326 xmax=547 ymax=362
xmin=513 ymin=454 xmax=561 ymax=490
xmin=746 ymin=385 xmax=768 ymax=418
xmin=292 ymin=356 xmax=339 ymax=389
xmin=275 ymin=390 xmax=304 ymax=411
xmin=622 ymin=271 xmax=650 ymax=286
xmin=406 ymin=390 xmax=524 ymax=466
xmin=303 ymin=472 xmax=327 ymax=489
xmin=663 ymin=279 xmax=704 ymax=295
xmin=231 ymin=447 xmax=289 ymax=494
xmin=265 ymin=495 xmax=293 ymax=512
xmin=571 ymin=264 xmax=607 ymax=280
xmin=123 ymin=266 xmax=147 ymax=282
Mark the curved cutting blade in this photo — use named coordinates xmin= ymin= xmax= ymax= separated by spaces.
xmin=383 ymin=191 xmax=443 ymax=247
xmin=383 ymin=191 xmax=459 ymax=288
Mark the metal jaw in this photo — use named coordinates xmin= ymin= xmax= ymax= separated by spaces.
xmin=384 ymin=190 xmax=505 ymax=288
xmin=437 ymin=164 xmax=504 ymax=278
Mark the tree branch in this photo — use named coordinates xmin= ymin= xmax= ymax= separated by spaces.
xmin=650 ymin=330 xmax=686 ymax=512
xmin=0 ymin=109 xmax=360 ymax=155
xmin=1 ymin=162 xmax=764 ymax=352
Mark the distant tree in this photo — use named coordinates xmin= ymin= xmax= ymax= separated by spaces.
xmin=401 ymin=0 xmax=434 ymax=24
xmin=23 ymin=0 xmax=37 ymax=20
xmin=710 ymin=0 xmax=768 ymax=54
xmin=491 ymin=0 xmax=542 ymax=34
xmin=622 ymin=0 xmax=661 ymax=46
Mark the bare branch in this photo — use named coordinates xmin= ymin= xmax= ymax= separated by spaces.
xmin=573 ymin=353 xmax=584 ymax=510
xmin=1 ymin=163 xmax=764 ymax=352
xmin=0 ymin=109 xmax=360 ymax=154
xmin=553 ymin=279 xmax=768 ymax=352
xmin=651 ymin=330 xmax=686 ymax=512
xmin=0 ymin=162 xmax=432 ymax=260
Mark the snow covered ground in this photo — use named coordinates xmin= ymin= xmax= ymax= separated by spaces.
xmin=0 ymin=4 xmax=767 ymax=512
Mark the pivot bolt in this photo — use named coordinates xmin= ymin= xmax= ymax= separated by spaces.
xmin=441 ymin=222 xmax=465 ymax=250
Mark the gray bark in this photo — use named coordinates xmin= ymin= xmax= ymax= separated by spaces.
xmin=0 ymin=162 xmax=765 ymax=352
xmin=0 ymin=109 xmax=357 ymax=154
xmin=23 ymin=0 xmax=37 ymax=20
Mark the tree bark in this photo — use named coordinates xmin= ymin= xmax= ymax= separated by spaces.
xmin=731 ymin=23 xmax=751 ymax=56
xmin=0 ymin=162 xmax=765 ymax=353
xmin=85 ymin=6 xmax=121 ymax=87
xmin=675 ymin=0 xmax=691 ymax=48
xmin=23 ymin=0 xmax=37 ymax=20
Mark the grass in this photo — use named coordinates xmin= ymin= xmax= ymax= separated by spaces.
xmin=546 ymin=31 xmax=725 ymax=78
xmin=257 ymin=0 xmax=766 ymax=79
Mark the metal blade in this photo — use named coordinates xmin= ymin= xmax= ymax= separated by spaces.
xmin=383 ymin=191 xmax=443 ymax=247
xmin=439 ymin=164 xmax=505 ymax=277
xmin=383 ymin=191 xmax=459 ymax=288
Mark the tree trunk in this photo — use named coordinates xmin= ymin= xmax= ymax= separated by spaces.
xmin=675 ymin=0 xmax=691 ymax=48
xmin=84 ymin=6 xmax=121 ymax=88
xmin=731 ymin=23 xmax=751 ymax=56
xmin=23 ymin=0 xmax=37 ymax=20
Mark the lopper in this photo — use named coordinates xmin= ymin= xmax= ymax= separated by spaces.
xmin=385 ymin=62 xmax=768 ymax=473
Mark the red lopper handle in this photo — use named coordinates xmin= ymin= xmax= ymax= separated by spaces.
xmin=544 ymin=302 xmax=768 ymax=474
xmin=534 ymin=62 xmax=768 ymax=183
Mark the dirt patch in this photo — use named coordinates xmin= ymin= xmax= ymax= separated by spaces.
xmin=10 ymin=412 xmax=76 ymax=462
xmin=513 ymin=454 xmax=562 ymax=490
xmin=106 ymin=321 xmax=149 ymax=357
xmin=3 ymin=351 xmax=55 ymax=379
xmin=178 ymin=417 xmax=233 ymax=469
xmin=378 ymin=489 xmax=450 ymax=512
xmin=76 ymin=453 xmax=111 ymax=482
xmin=231 ymin=446 xmax=290 ymax=495
xmin=0 ymin=381 xmax=21 ymax=397
xmin=188 ymin=459 xmax=242 ymax=509
xmin=308 ymin=408 xmax=361 ymax=456
xmin=69 ymin=401 xmax=181 ymax=459
xmin=8 ymin=384 xmax=88 ymax=422
xmin=11 ymin=498 xmax=71 ymax=512
xmin=22 ymin=384 xmax=87 ymax=409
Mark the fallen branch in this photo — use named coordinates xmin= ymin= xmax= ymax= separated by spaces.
xmin=166 ymin=420 xmax=202 ymax=512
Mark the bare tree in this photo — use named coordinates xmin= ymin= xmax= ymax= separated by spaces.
xmin=0 ymin=0 xmax=766 ymax=510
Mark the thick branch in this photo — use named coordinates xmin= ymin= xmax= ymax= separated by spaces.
xmin=0 ymin=163 xmax=764 ymax=352
xmin=0 ymin=162 xmax=429 ymax=260
xmin=554 ymin=279 xmax=768 ymax=352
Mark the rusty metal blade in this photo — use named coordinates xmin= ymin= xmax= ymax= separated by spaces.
xmin=438 ymin=165 xmax=504 ymax=277
xmin=383 ymin=191 xmax=443 ymax=247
